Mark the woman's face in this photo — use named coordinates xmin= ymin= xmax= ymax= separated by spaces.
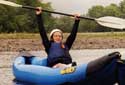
xmin=52 ymin=32 xmax=63 ymax=43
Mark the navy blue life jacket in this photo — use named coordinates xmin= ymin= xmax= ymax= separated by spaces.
xmin=47 ymin=42 xmax=72 ymax=67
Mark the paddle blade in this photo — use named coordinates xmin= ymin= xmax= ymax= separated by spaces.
xmin=0 ymin=0 xmax=22 ymax=7
xmin=96 ymin=16 xmax=125 ymax=29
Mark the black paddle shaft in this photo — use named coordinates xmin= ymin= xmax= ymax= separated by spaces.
xmin=22 ymin=6 xmax=95 ymax=20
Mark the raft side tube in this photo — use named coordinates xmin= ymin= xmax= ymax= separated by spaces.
xmin=13 ymin=56 xmax=87 ymax=85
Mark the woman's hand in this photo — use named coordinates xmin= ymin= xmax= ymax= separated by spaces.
xmin=36 ymin=7 xmax=42 ymax=15
xmin=52 ymin=63 xmax=68 ymax=69
xmin=73 ymin=14 xmax=80 ymax=20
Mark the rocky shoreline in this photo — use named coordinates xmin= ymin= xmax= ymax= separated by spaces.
xmin=0 ymin=37 xmax=125 ymax=52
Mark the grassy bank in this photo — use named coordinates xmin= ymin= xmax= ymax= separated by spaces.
xmin=0 ymin=33 xmax=40 ymax=39
xmin=0 ymin=32 xmax=125 ymax=39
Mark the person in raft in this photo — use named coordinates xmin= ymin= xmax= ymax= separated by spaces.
xmin=36 ymin=7 xmax=80 ymax=68
xmin=35 ymin=7 xmax=122 ymax=68
xmin=18 ymin=6 xmax=122 ymax=84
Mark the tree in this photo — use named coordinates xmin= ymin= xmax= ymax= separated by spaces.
xmin=0 ymin=4 xmax=17 ymax=33
xmin=120 ymin=0 xmax=125 ymax=18
xmin=53 ymin=16 xmax=73 ymax=32
xmin=0 ymin=0 xmax=53 ymax=33
xmin=103 ymin=4 xmax=121 ymax=17
xmin=0 ymin=0 xmax=124 ymax=33
xmin=88 ymin=5 xmax=104 ymax=18
xmin=86 ymin=3 xmax=123 ymax=32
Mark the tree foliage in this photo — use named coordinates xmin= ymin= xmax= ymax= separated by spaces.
xmin=0 ymin=0 xmax=52 ymax=33
xmin=86 ymin=2 xmax=125 ymax=32
xmin=0 ymin=0 xmax=125 ymax=33
xmin=120 ymin=0 xmax=125 ymax=18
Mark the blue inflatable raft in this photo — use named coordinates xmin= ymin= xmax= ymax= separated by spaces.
xmin=13 ymin=56 xmax=88 ymax=85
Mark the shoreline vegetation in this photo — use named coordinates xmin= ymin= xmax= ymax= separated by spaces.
xmin=1 ymin=32 xmax=125 ymax=39
xmin=1 ymin=32 xmax=125 ymax=52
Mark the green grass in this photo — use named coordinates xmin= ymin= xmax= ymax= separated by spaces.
xmin=77 ymin=32 xmax=125 ymax=38
xmin=0 ymin=32 xmax=125 ymax=39
xmin=0 ymin=33 xmax=40 ymax=39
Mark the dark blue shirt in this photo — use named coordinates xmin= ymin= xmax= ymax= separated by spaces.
xmin=36 ymin=14 xmax=80 ymax=66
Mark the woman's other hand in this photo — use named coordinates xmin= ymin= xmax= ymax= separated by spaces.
xmin=73 ymin=14 xmax=80 ymax=20
xmin=36 ymin=7 xmax=42 ymax=15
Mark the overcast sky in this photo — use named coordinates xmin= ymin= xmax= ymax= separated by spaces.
xmin=42 ymin=0 xmax=123 ymax=15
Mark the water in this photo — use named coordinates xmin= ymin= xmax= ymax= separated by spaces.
xmin=1 ymin=49 xmax=125 ymax=85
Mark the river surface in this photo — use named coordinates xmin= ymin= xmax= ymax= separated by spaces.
xmin=1 ymin=49 xmax=124 ymax=85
